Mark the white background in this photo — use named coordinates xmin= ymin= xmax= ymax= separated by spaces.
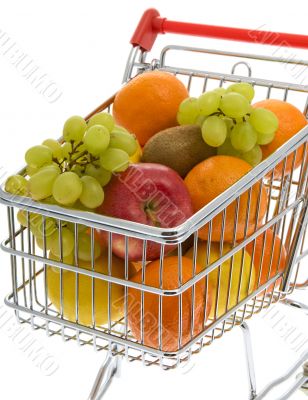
xmin=0 ymin=0 xmax=307 ymax=399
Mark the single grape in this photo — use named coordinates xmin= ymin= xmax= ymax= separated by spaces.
xmin=77 ymin=232 xmax=102 ymax=262
xmin=256 ymin=131 xmax=276 ymax=145
xmin=17 ymin=209 xmax=28 ymax=226
xmin=35 ymin=234 xmax=53 ymax=251
xmin=220 ymin=92 xmax=250 ymax=118
xmin=177 ymin=97 xmax=199 ymax=125
xmin=87 ymin=112 xmax=115 ymax=132
xmin=28 ymin=213 xmax=43 ymax=235
xmin=198 ymin=91 xmax=221 ymax=116
xmin=230 ymin=122 xmax=258 ymax=152
xmin=28 ymin=165 xmax=60 ymax=201
xmin=226 ymin=83 xmax=255 ymax=102
xmin=33 ymin=217 xmax=58 ymax=250
xmin=201 ymin=116 xmax=227 ymax=147
xmin=100 ymin=148 xmax=129 ymax=172
xmin=52 ymin=172 xmax=83 ymax=205
xmin=109 ymin=129 xmax=138 ymax=156
xmin=5 ymin=175 xmax=28 ymax=196
xmin=83 ymin=125 xmax=110 ymax=155
xmin=31 ymin=216 xmax=57 ymax=237
xmin=221 ymin=117 xmax=234 ymax=136
xmin=85 ymin=164 xmax=112 ymax=186
xmin=66 ymin=222 xmax=88 ymax=233
xmin=25 ymin=145 xmax=53 ymax=168
xmin=113 ymin=125 xmax=129 ymax=133
xmin=213 ymin=87 xmax=227 ymax=97
xmin=61 ymin=142 xmax=72 ymax=159
xmin=42 ymin=139 xmax=63 ymax=160
xmin=194 ymin=115 xmax=206 ymax=126
xmin=217 ymin=138 xmax=241 ymax=157
xmin=79 ymin=175 xmax=104 ymax=208
xmin=26 ymin=165 xmax=40 ymax=177
xmin=63 ymin=116 xmax=87 ymax=142
xmin=50 ymin=227 xmax=75 ymax=258
xmin=250 ymin=108 xmax=279 ymax=135
xmin=241 ymin=145 xmax=263 ymax=167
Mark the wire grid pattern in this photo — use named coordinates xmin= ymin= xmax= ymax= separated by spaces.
xmin=1 ymin=46 xmax=308 ymax=369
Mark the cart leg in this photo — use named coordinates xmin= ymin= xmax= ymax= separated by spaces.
xmin=87 ymin=352 xmax=120 ymax=400
xmin=241 ymin=322 xmax=257 ymax=400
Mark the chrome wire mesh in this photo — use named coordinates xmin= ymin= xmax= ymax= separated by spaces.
xmin=1 ymin=45 xmax=308 ymax=369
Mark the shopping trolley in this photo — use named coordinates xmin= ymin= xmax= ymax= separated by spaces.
xmin=0 ymin=9 xmax=308 ymax=400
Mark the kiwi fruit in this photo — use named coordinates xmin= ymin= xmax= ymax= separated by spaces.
xmin=141 ymin=125 xmax=216 ymax=177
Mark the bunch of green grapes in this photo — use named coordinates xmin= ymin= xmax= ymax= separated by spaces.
xmin=16 ymin=209 xmax=101 ymax=262
xmin=177 ymin=83 xmax=279 ymax=167
xmin=5 ymin=112 xmax=138 ymax=209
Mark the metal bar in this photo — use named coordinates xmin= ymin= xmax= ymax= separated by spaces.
xmin=241 ymin=323 xmax=257 ymax=400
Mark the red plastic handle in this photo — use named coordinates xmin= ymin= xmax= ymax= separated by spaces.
xmin=131 ymin=8 xmax=308 ymax=52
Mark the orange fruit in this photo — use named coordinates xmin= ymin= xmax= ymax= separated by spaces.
xmin=127 ymin=256 xmax=212 ymax=352
xmin=113 ymin=71 xmax=189 ymax=146
xmin=253 ymin=99 xmax=307 ymax=178
xmin=184 ymin=156 xmax=268 ymax=242
xmin=246 ymin=229 xmax=287 ymax=294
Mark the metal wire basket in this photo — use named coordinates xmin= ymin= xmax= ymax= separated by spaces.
xmin=1 ymin=8 xmax=308 ymax=400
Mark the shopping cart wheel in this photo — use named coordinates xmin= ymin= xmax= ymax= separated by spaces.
xmin=87 ymin=350 xmax=120 ymax=400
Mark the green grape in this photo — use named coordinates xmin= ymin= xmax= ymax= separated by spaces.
xmin=226 ymin=83 xmax=255 ymax=102
xmin=28 ymin=165 xmax=60 ymax=201
xmin=213 ymin=87 xmax=227 ymax=97
xmin=217 ymin=138 xmax=241 ymax=157
xmin=250 ymin=108 xmax=279 ymax=135
xmin=241 ymin=145 xmax=263 ymax=167
xmin=198 ymin=91 xmax=221 ymax=116
xmin=87 ymin=112 xmax=115 ymax=132
xmin=52 ymin=172 xmax=83 ymax=205
xmin=256 ymin=131 xmax=276 ymax=145
xmin=220 ymin=93 xmax=250 ymax=118
xmin=201 ymin=116 xmax=227 ymax=147
xmin=66 ymin=222 xmax=88 ymax=233
xmin=109 ymin=129 xmax=138 ymax=156
xmin=26 ymin=165 xmax=39 ymax=177
xmin=32 ymin=217 xmax=57 ymax=237
xmin=42 ymin=139 xmax=63 ymax=160
xmin=50 ymin=227 xmax=75 ymax=258
xmin=35 ymin=235 xmax=53 ymax=251
xmin=25 ymin=145 xmax=53 ymax=168
xmin=79 ymin=175 xmax=104 ymax=208
xmin=5 ymin=175 xmax=28 ymax=196
xmin=177 ymin=97 xmax=199 ymax=125
xmin=28 ymin=213 xmax=43 ymax=235
xmin=41 ymin=196 xmax=57 ymax=205
xmin=83 ymin=125 xmax=110 ymax=156
xmin=100 ymin=148 xmax=129 ymax=172
xmin=230 ymin=122 xmax=258 ymax=152
xmin=77 ymin=232 xmax=102 ymax=262
xmin=17 ymin=209 xmax=28 ymax=226
xmin=61 ymin=142 xmax=72 ymax=159
xmin=63 ymin=116 xmax=87 ymax=142
xmin=194 ymin=115 xmax=206 ymax=126
xmin=221 ymin=117 xmax=234 ymax=136
xmin=85 ymin=164 xmax=112 ymax=186
xmin=113 ymin=125 xmax=129 ymax=133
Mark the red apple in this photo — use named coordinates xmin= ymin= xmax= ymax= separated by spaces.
xmin=97 ymin=163 xmax=193 ymax=261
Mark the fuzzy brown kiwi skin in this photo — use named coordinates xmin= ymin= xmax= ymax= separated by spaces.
xmin=141 ymin=125 xmax=216 ymax=178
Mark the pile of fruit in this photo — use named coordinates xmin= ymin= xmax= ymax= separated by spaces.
xmin=5 ymin=70 xmax=307 ymax=352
